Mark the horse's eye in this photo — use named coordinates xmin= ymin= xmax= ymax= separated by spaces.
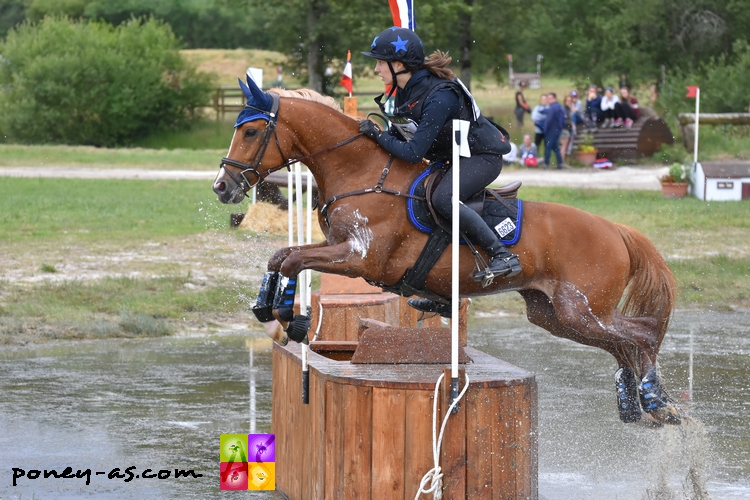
xmin=244 ymin=128 xmax=258 ymax=139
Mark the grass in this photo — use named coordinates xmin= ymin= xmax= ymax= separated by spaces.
xmin=0 ymin=177 xmax=240 ymax=244
xmin=0 ymin=143 xmax=225 ymax=169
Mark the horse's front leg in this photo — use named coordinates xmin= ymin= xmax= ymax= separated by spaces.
xmin=279 ymin=240 xmax=368 ymax=278
xmin=267 ymin=241 xmax=330 ymax=272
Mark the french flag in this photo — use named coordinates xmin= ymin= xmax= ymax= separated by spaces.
xmin=388 ymin=0 xmax=416 ymax=31
xmin=340 ymin=50 xmax=353 ymax=96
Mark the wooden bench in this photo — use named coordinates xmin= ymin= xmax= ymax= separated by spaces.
xmin=572 ymin=107 xmax=674 ymax=162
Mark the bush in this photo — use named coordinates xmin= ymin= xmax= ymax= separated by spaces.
xmin=0 ymin=16 xmax=213 ymax=146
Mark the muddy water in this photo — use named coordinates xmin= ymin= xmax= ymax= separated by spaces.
xmin=0 ymin=310 xmax=747 ymax=499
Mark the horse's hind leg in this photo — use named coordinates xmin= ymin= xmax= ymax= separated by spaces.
xmin=519 ymin=287 xmax=680 ymax=425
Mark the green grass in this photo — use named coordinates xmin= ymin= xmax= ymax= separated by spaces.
xmin=131 ymin=118 xmax=237 ymax=150
xmin=0 ymin=177 xmax=242 ymax=244
xmin=0 ymin=144 xmax=224 ymax=169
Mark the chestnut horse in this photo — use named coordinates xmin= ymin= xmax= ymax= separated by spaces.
xmin=212 ymin=81 xmax=680 ymax=426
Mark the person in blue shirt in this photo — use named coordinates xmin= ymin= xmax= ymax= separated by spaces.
xmin=543 ymin=92 xmax=566 ymax=169
xmin=359 ymin=27 xmax=521 ymax=315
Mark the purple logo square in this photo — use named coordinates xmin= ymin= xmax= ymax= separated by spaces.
xmin=248 ymin=434 xmax=275 ymax=462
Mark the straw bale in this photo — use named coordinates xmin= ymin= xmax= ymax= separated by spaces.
xmin=239 ymin=202 xmax=326 ymax=241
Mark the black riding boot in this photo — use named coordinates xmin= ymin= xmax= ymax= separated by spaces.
xmin=406 ymin=298 xmax=452 ymax=318
xmin=472 ymin=240 xmax=522 ymax=283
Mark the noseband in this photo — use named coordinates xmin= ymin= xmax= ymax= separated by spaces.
xmin=219 ymin=92 xmax=363 ymax=194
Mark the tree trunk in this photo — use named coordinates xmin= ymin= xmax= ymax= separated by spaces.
xmin=306 ymin=0 xmax=326 ymax=94
xmin=458 ymin=0 xmax=473 ymax=89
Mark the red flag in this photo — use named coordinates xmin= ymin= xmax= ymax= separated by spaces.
xmin=685 ymin=86 xmax=699 ymax=98
xmin=340 ymin=50 xmax=353 ymax=96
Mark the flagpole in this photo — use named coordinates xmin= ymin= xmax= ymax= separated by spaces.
xmin=693 ymin=87 xmax=700 ymax=167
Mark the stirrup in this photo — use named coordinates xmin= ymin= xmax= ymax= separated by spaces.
xmin=472 ymin=254 xmax=522 ymax=287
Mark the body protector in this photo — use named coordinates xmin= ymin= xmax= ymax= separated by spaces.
xmin=390 ymin=70 xmax=511 ymax=161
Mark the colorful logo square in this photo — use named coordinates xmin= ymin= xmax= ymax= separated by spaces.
xmin=248 ymin=433 xmax=276 ymax=462
xmin=220 ymin=462 xmax=248 ymax=490
xmin=220 ymin=434 xmax=248 ymax=463
xmin=220 ymin=433 xmax=276 ymax=491
xmin=248 ymin=462 xmax=275 ymax=490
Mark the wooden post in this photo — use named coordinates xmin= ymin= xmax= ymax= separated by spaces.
xmin=344 ymin=97 xmax=358 ymax=118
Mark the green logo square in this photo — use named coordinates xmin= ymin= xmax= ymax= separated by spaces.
xmin=220 ymin=434 xmax=248 ymax=462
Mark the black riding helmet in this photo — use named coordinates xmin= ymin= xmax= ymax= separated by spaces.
xmin=361 ymin=27 xmax=425 ymax=69
xmin=362 ymin=27 xmax=425 ymax=101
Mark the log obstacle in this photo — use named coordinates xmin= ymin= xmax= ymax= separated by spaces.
xmin=272 ymin=320 xmax=537 ymax=499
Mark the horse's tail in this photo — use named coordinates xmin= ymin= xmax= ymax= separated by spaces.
xmin=616 ymin=224 xmax=676 ymax=348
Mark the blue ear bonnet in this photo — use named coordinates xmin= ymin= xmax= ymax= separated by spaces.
xmin=235 ymin=75 xmax=274 ymax=128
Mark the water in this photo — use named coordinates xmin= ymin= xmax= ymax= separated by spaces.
xmin=470 ymin=309 xmax=750 ymax=500
xmin=0 ymin=310 xmax=747 ymax=499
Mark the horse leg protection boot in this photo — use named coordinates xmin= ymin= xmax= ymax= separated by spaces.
xmin=615 ymin=366 xmax=641 ymax=423
xmin=407 ymin=298 xmax=452 ymax=318
xmin=252 ymin=271 xmax=280 ymax=323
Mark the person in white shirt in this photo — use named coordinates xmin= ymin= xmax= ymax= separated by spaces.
xmin=600 ymin=87 xmax=620 ymax=128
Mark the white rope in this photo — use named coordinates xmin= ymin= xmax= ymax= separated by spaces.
xmin=415 ymin=372 xmax=470 ymax=500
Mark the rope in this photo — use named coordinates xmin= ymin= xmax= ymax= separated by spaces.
xmin=415 ymin=372 xmax=471 ymax=500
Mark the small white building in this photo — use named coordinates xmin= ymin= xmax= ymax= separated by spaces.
xmin=692 ymin=161 xmax=750 ymax=201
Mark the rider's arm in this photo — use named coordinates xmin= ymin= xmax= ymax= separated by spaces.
xmin=375 ymin=89 xmax=460 ymax=163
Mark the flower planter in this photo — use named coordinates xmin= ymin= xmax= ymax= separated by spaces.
xmin=661 ymin=182 xmax=689 ymax=199
xmin=575 ymin=151 xmax=597 ymax=167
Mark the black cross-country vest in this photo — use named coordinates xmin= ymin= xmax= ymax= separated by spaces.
xmin=392 ymin=70 xmax=511 ymax=161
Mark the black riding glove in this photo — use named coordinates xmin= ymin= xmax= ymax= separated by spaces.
xmin=359 ymin=119 xmax=381 ymax=141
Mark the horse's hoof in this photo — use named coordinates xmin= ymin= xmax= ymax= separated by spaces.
xmin=650 ymin=405 xmax=682 ymax=426
xmin=262 ymin=320 xmax=288 ymax=346
xmin=615 ymin=367 xmax=641 ymax=423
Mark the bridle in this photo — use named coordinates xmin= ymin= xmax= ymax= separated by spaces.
xmin=219 ymin=92 xmax=362 ymax=194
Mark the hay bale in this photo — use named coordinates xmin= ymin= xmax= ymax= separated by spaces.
xmin=239 ymin=202 xmax=326 ymax=241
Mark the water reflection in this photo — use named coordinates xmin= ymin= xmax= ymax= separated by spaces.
xmin=0 ymin=310 xmax=747 ymax=499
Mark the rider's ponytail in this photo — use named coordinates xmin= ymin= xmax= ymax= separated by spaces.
xmin=422 ymin=50 xmax=456 ymax=81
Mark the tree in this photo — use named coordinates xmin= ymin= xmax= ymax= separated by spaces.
xmin=0 ymin=17 xmax=213 ymax=146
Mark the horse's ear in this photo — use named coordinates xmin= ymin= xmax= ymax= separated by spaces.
xmin=239 ymin=75 xmax=272 ymax=110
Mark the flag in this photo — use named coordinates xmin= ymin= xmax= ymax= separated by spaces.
xmin=340 ymin=50 xmax=353 ymax=96
xmin=685 ymin=86 xmax=699 ymax=98
xmin=388 ymin=0 xmax=416 ymax=31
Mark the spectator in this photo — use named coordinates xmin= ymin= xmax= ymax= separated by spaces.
xmin=531 ymin=94 xmax=548 ymax=148
xmin=560 ymin=94 xmax=575 ymax=159
xmin=619 ymin=73 xmax=630 ymax=89
xmin=570 ymin=90 xmax=584 ymax=128
xmin=518 ymin=133 xmax=538 ymax=167
xmin=617 ymin=87 xmax=640 ymax=128
xmin=649 ymin=83 xmax=659 ymax=107
xmin=600 ymin=87 xmax=620 ymax=128
xmin=543 ymin=92 xmax=566 ymax=169
xmin=584 ymin=85 xmax=602 ymax=130
xmin=514 ymin=80 xmax=532 ymax=127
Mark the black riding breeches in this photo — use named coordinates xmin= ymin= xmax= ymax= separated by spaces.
xmin=431 ymin=154 xmax=504 ymax=250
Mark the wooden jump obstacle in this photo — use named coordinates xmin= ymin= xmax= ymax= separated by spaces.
xmin=270 ymin=275 xmax=538 ymax=499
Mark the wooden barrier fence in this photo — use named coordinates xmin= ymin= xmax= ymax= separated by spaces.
xmin=678 ymin=113 xmax=750 ymax=151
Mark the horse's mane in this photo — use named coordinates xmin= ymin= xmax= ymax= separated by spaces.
xmin=269 ymin=88 xmax=356 ymax=120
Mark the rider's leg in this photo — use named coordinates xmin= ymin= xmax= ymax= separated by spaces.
xmin=431 ymin=154 xmax=521 ymax=280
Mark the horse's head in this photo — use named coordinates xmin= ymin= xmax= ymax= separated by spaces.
xmin=213 ymin=76 xmax=289 ymax=204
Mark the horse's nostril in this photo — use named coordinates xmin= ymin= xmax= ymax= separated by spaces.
xmin=217 ymin=181 xmax=226 ymax=191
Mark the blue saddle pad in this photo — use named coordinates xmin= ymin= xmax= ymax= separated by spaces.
xmin=407 ymin=167 xmax=523 ymax=246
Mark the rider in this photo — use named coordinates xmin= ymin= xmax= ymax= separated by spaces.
xmin=359 ymin=27 xmax=521 ymax=313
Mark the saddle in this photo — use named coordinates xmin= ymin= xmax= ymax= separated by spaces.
xmin=423 ymin=169 xmax=521 ymax=227
xmin=382 ymin=167 xmax=524 ymax=302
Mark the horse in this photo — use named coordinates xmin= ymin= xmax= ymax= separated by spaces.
xmin=212 ymin=77 xmax=680 ymax=427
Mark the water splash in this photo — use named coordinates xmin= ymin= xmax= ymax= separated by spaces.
xmin=643 ymin=416 xmax=711 ymax=500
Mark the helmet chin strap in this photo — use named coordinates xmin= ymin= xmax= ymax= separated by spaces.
xmin=386 ymin=61 xmax=411 ymax=99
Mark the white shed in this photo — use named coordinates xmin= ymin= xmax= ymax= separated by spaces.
xmin=692 ymin=161 xmax=750 ymax=201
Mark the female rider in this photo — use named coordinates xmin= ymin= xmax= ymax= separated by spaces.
xmin=359 ymin=27 xmax=521 ymax=315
